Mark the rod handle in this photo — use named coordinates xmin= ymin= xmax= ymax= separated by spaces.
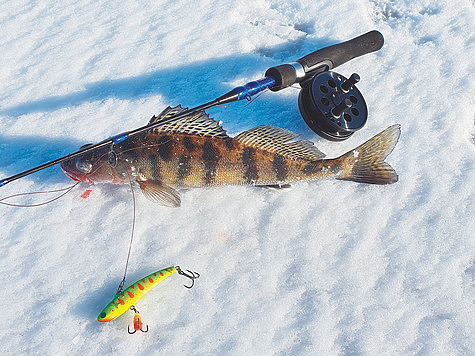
xmin=298 ymin=30 xmax=384 ymax=72
xmin=265 ymin=30 xmax=384 ymax=91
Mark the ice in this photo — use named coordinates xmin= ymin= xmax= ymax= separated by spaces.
xmin=0 ymin=0 xmax=473 ymax=354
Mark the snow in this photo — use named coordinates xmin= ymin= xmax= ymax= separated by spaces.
xmin=0 ymin=0 xmax=474 ymax=354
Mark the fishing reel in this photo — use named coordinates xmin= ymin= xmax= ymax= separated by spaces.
xmin=298 ymin=71 xmax=367 ymax=141
xmin=265 ymin=30 xmax=383 ymax=141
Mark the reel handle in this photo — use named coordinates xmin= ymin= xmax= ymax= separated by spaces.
xmin=265 ymin=30 xmax=384 ymax=91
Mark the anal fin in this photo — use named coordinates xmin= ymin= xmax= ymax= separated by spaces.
xmin=256 ymin=184 xmax=291 ymax=189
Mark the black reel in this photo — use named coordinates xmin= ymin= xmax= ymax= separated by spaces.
xmin=298 ymin=71 xmax=367 ymax=141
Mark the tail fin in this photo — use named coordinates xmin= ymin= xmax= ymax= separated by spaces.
xmin=337 ymin=125 xmax=400 ymax=185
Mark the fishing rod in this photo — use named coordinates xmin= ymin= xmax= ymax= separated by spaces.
xmin=0 ymin=30 xmax=384 ymax=187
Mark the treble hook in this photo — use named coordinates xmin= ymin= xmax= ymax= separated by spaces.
xmin=128 ymin=324 xmax=149 ymax=334
xmin=128 ymin=306 xmax=148 ymax=334
xmin=176 ymin=266 xmax=200 ymax=289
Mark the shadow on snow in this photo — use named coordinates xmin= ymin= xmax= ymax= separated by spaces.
xmin=0 ymin=38 xmax=336 ymax=184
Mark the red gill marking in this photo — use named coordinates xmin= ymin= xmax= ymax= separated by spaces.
xmin=80 ymin=189 xmax=92 ymax=199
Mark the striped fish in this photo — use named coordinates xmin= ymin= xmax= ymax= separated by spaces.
xmin=61 ymin=106 xmax=400 ymax=207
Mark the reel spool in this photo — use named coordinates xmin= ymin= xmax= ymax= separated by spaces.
xmin=298 ymin=71 xmax=367 ymax=141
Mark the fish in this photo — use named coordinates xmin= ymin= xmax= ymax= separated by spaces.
xmin=61 ymin=106 xmax=400 ymax=207
xmin=97 ymin=266 xmax=177 ymax=322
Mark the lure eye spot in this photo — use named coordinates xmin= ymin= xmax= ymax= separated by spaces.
xmin=100 ymin=312 xmax=106 ymax=318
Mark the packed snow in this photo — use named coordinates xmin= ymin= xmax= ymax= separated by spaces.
xmin=0 ymin=0 xmax=473 ymax=354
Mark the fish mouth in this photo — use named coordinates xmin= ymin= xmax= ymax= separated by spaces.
xmin=62 ymin=168 xmax=80 ymax=182
xmin=61 ymin=161 xmax=93 ymax=183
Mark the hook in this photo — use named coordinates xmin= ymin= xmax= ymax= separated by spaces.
xmin=176 ymin=266 xmax=200 ymax=289
xmin=128 ymin=306 xmax=148 ymax=334
xmin=128 ymin=324 xmax=149 ymax=334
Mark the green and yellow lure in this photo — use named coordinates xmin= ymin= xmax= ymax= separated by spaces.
xmin=97 ymin=266 xmax=199 ymax=324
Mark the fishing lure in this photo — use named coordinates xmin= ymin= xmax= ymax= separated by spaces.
xmin=97 ymin=266 xmax=199 ymax=332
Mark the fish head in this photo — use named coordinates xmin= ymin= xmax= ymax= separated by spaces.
xmin=61 ymin=143 xmax=124 ymax=184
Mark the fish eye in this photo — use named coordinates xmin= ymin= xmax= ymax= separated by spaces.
xmin=100 ymin=312 xmax=106 ymax=318
xmin=75 ymin=158 xmax=92 ymax=174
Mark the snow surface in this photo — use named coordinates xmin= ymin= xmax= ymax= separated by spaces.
xmin=0 ymin=0 xmax=474 ymax=354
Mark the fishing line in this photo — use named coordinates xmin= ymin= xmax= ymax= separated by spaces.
xmin=289 ymin=84 xmax=302 ymax=90
xmin=0 ymin=182 xmax=79 ymax=207
xmin=0 ymin=150 xmax=112 ymax=208
xmin=116 ymin=171 xmax=137 ymax=295
xmin=0 ymin=140 xmax=151 ymax=208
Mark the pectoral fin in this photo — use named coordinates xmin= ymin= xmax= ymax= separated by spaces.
xmin=138 ymin=181 xmax=181 ymax=207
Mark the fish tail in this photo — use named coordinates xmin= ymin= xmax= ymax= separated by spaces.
xmin=336 ymin=125 xmax=400 ymax=185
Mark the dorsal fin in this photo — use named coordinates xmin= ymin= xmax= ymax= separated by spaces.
xmin=148 ymin=105 xmax=228 ymax=138
xmin=149 ymin=105 xmax=187 ymax=124
xmin=234 ymin=125 xmax=325 ymax=161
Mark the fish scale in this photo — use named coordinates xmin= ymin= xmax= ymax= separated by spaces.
xmin=121 ymin=133 xmax=327 ymax=187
